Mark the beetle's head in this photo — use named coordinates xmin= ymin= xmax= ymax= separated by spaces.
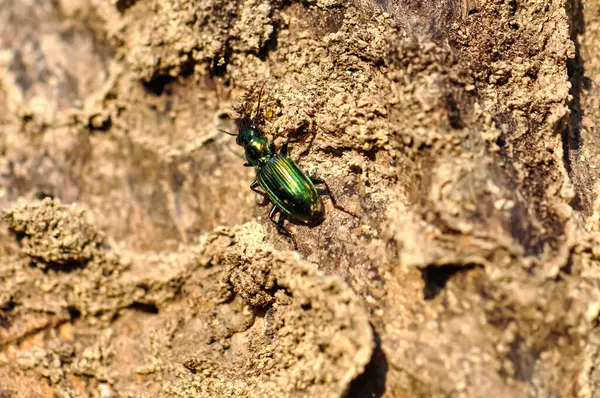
xmin=235 ymin=119 xmax=260 ymax=147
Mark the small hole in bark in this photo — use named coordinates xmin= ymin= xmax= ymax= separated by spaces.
xmin=420 ymin=264 xmax=477 ymax=300
xmin=67 ymin=306 xmax=81 ymax=320
xmin=115 ymin=0 xmax=136 ymax=13
xmin=444 ymin=92 xmax=463 ymax=129
xmin=496 ymin=136 xmax=506 ymax=148
xmin=35 ymin=191 xmax=54 ymax=200
xmin=128 ymin=302 xmax=159 ymax=314
xmin=143 ymin=75 xmax=176 ymax=96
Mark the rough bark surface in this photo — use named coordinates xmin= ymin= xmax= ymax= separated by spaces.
xmin=0 ymin=0 xmax=599 ymax=396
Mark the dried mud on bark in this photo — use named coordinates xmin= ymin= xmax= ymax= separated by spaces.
xmin=1 ymin=0 xmax=600 ymax=397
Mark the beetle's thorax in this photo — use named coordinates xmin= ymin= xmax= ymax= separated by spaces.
xmin=244 ymin=136 xmax=272 ymax=167
xmin=237 ymin=123 xmax=273 ymax=167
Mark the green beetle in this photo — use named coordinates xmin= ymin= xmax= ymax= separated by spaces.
xmin=226 ymin=89 xmax=353 ymax=246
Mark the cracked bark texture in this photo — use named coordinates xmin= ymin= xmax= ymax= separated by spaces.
xmin=1 ymin=0 xmax=600 ymax=396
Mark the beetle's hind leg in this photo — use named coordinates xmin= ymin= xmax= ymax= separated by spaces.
xmin=310 ymin=176 xmax=359 ymax=218
xmin=268 ymin=206 xmax=298 ymax=249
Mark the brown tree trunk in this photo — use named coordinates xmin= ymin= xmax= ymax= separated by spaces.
xmin=0 ymin=0 xmax=598 ymax=396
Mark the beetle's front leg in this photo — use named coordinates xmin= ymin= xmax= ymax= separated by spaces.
xmin=310 ymin=176 xmax=358 ymax=218
xmin=268 ymin=206 xmax=297 ymax=248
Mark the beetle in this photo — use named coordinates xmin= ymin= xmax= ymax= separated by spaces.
xmin=223 ymin=86 xmax=355 ymax=247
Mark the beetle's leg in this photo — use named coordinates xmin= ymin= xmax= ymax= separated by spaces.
xmin=251 ymin=180 xmax=269 ymax=206
xmin=268 ymin=205 xmax=279 ymax=222
xmin=268 ymin=206 xmax=298 ymax=248
xmin=293 ymin=131 xmax=317 ymax=161
xmin=277 ymin=124 xmax=316 ymax=161
xmin=250 ymin=180 xmax=262 ymax=194
xmin=311 ymin=176 xmax=358 ymax=218
xmin=279 ymin=141 xmax=289 ymax=156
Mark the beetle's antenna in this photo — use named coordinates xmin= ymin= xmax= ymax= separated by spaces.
xmin=254 ymin=80 xmax=267 ymax=118
xmin=219 ymin=128 xmax=237 ymax=136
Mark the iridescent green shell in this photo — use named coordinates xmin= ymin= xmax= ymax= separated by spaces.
xmin=256 ymin=154 xmax=325 ymax=225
